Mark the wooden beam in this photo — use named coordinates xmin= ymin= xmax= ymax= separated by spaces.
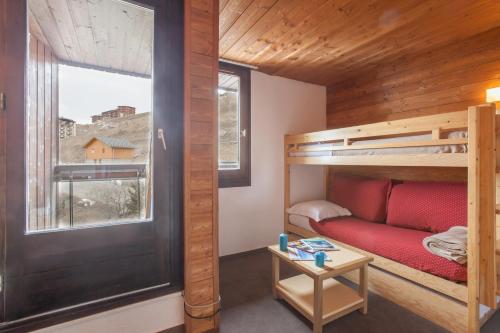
xmin=287 ymin=153 xmax=468 ymax=168
xmin=467 ymin=103 xmax=497 ymax=333
xmin=184 ymin=0 xmax=220 ymax=332
xmin=286 ymin=111 xmax=468 ymax=144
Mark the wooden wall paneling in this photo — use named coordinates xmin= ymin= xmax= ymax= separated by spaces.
xmin=326 ymin=27 xmax=500 ymax=129
xmin=36 ymin=39 xmax=45 ymax=228
xmin=28 ymin=35 xmax=38 ymax=230
xmin=185 ymin=0 xmax=219 ymax=332
xmin=27 ymin=36 xmax=58 ymax=231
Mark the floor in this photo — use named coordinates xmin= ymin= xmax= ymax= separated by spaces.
xmin=219 ymin=249 xmax=500 ymax=333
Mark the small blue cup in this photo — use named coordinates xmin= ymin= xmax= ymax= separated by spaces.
xmin=315 ymin=251 xmax=325 ymax=267
xmin=279 ymin=233 xmax=288 ymax=252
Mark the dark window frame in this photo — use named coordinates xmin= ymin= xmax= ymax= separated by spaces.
xmin=0 ymin=0 xmax=184 ymax=331
xmin=218 ymin=62 xmax=251 ymax=188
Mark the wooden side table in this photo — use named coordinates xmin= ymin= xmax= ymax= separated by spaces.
xmin=268 ymin=242 xmax=373 ymax=333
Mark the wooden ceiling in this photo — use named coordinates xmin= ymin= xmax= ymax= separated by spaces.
xmin=29 ymin=0 xmax=153 ymax=77
xmin=219 ymin=0 xmax=500 ymax=86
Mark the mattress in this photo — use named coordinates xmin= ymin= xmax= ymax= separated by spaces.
xmin=310 ymin=216 xmax=467 ymax=282
xmin=289 ymin=131 xmax=467 ymax=157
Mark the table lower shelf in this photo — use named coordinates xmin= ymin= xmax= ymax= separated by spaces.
xmin=276 ymin=274 xmax=364 ymax=324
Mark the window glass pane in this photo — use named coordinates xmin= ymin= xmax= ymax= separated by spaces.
xmin=27 ymin=0 xmax=154 ymax=231
xmin=218 ymin=72 xmax=240 ymax=170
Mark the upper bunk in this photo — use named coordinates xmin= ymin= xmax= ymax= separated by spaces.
xmin=285 ymin=104 xmax=498 ymax=168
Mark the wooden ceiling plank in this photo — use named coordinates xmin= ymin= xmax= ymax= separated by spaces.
xmin=313 ymin=1 xmax=500 ymax=85
xmin=244 ymin=0 xmax=353 ymax=66
xmin=66 ymin=0 xmax=98 ymax=66
xmin=86 ymin=0 xmax=112 ymax=69
xmin=113 ymin=4 xmax=154 ymax=75
xmin=46 ymin=0 xmax=83 ymax=63
xmin=107 ymin=1 xmax=134 ymax=73
xmin=219 ymin=0 xmax=500 ymax=86
xmin=235 ymin=0 xmax=335 ymax=64
xmin=219 ymin=0 xmax=231 ymax=14
xmin=133 ymin=12 xmax=153 ymax=76
xmin=29 ymin=0 xmax=69 ymax=60
xmin=223 ymin=0 xmax=328 ymax=59
xmin=270 ymin=0 xmax=428 ymax=81
xmin=219 ymin=0 xmax=279 ymax=55
xmin=219 ymin=0 xmax=254 ymax=39
xmin=29 ymin=9 xmax=49 ymax=46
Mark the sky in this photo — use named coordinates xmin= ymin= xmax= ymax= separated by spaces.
xmin=59 ymin=64 xmax=152 ymax=124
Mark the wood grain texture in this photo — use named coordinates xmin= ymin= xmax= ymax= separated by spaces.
xmin=29 ymin=0 xmax=154 ymax=76
xmin=184 ymin=0 xmax=220 ymax=332
xmin=219 ymin=0 xmax=500 ymax=85
xmin=27 ymin=36 xmax=58 ymax=231
xmin=467 ymin=104 xmax=497 ymax=333
xmin=326 ymin=27 xmax=500 ymax=129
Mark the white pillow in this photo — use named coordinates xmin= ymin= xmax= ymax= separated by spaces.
xmin=289 ymin=214 xmax=315 ymax=231
xmin=286 ymin=200 xmax=351 ymax=222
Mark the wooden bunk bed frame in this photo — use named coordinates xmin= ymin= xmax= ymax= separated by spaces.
xmin=283 ymin=104 xmax=498 ymax=333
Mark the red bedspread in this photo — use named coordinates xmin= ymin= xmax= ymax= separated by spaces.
xmin=310 ymin=216 xmax=467 ymax=282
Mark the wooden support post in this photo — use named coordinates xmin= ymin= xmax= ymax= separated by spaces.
xmin=432 ymin=128 xmax=441 ymax=140
xmin=272 ymin=254 xmax=280 ymax=299
xmin=467 ymin=103 xmax=497 ymax=333
xmin=359 ymin=264 xmax=368 ymax=314
xmin=184 ymin=0 xmax=220 ymax=332
xmin=324 ymin=166 xmax=330 ymax=200
xmin=313 ymin=277 xmax=323 ymax=333
xmin=284 ymin=140 xmax=291 ymax=233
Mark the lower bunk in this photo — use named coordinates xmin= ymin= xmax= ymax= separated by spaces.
xmin=287 ymin=223 xmax=498 ymax=333
xmin=285 ymin=171 xmax=497 ymax=332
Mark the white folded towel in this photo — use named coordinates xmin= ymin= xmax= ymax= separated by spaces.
xmin=422 ymin=226 xmax=467 ymax=264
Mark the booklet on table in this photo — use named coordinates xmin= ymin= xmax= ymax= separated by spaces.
xmin=287 ymin=247 xmax=332 ymax=261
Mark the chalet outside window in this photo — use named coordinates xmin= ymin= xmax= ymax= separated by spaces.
xmin=218 ymin=62 xmax=251 ymax=188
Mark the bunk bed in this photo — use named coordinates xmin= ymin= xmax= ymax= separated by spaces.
xmin=283 ymin=104 xmax=498 ymax=333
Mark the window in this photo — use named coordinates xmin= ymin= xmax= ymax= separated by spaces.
xmin=27 ymin=5 xmax=155 ymax=232
xmin=218 ymin=62 xmax=251 ymax=187
xmin=0 ymin=0 xmax=183 ymax=327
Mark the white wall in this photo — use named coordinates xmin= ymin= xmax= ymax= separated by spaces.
xmin=219 ymin=71 xmax=326 ymax=256
xmin=32 ymin=292 xmax=183 ymax=333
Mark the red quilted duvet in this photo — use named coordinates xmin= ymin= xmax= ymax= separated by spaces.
xmin=310 ymin=216 xmax=467 ymax=282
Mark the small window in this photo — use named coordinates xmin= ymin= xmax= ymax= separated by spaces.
xmin=218 ymin=62 xmax=251 ymax=187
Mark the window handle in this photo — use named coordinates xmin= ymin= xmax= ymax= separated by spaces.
xmin=241 ymin=129 xmax=247 ymax=138
xmin=158 ymin=128 xmax=167 ymax=151
xmin=0 ymin=92 xmax=6 ymax=112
